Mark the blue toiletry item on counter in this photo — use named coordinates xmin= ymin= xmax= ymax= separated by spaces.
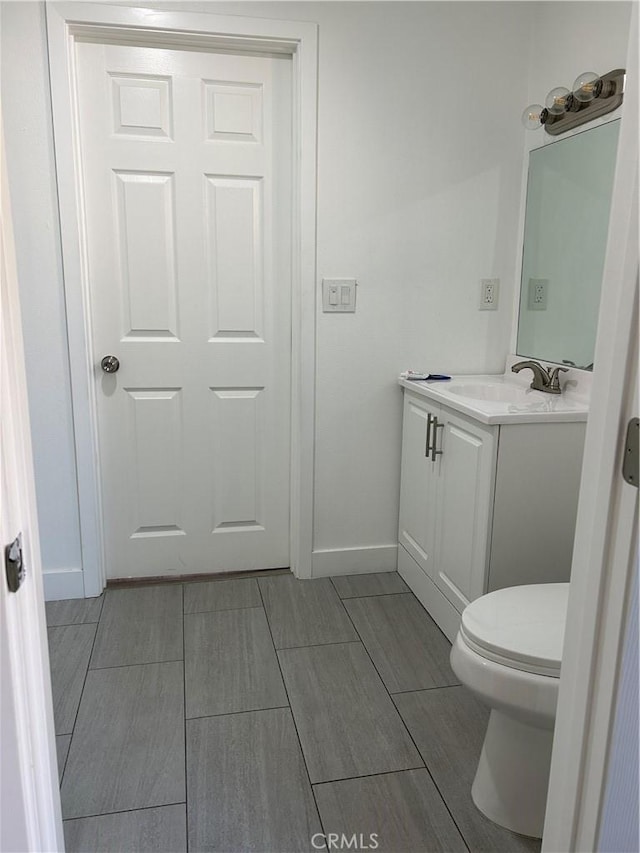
xmin=401 ymin=370 xmax=451 ymax=381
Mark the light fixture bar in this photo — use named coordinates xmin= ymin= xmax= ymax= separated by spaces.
xmin=523 ymin=69 xmax=625 ymax=135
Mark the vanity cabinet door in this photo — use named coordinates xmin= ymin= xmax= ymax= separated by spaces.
xmin=432 ymin=408 xmax=496 ymax=612
xmin=398 ymin=393 xmax=440 ymax=578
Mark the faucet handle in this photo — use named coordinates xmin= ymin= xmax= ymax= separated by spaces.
xmin=548 ymin=366 xmax=569 ymax=391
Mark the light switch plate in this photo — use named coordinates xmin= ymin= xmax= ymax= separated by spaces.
xmin=322 ymin=278 xmax=357 ymax=313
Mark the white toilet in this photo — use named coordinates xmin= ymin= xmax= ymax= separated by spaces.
xmin=450 ymin=582 xmax=570 ymax=839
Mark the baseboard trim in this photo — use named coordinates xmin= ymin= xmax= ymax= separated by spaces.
xmin=42 ymin=568 xmax=85 ymax=601
xmin=107 ymin=567 xmax=291 ymax=588
xmin=45 ymin=551 xmax=398 ymax=597
xmin=311 ymin=544 xmax=398 ymax=578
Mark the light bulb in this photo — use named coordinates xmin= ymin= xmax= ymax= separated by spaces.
xmin=521 ymin=104 xmax=545 ymax=130
xmin=545 ymin=86 xmax=571 ymax=114
xmin=573 ymin=71 xmax=599 ymax=102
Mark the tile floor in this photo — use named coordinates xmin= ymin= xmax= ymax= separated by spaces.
xmin=47 ymin=571 xmax=541 ymax=853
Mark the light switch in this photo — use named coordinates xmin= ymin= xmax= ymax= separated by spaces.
xmin=322 ymin=278 xmax=357 ymax=313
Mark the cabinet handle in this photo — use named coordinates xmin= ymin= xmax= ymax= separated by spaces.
xmin=431 ymin=416 xmax=444 ymax=462
xmin=425 ymin=414 xmax=432 ymax=457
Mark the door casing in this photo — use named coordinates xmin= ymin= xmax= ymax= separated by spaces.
xmin=46 ymin=3 xmax=318 ymax=595
xmin=1 ymin=121 xmax=64 ymax=853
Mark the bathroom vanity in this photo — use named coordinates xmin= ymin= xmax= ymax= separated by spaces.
xmin=397 ymin=362 xmax=588 ymax=642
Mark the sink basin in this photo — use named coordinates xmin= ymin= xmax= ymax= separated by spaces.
xmin=446 ymin=382 xmax=530 ymax=403
xmin=399 ymin=367 xmax=589 ymax=424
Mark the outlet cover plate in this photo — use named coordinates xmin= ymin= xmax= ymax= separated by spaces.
xmin=479 ymin=278 xmax=499 ymax=311
xmin=528 ymin=278 xmax=548 ymax=311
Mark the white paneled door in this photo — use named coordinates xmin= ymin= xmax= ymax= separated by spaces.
xmin=75 ymin=43 xmax=292 ymax=578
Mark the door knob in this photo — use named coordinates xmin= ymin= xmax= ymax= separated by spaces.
xmin=101 ymin=355 xmax=120 ymax=373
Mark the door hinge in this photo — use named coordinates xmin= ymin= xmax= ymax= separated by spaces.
xmin=5 ymin=533 xmax=25 ymax=593
xmin=622 ymin=418 xmax=639 ymax=488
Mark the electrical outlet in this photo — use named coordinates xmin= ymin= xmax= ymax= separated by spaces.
xmin=479 ymin=278 xmax=499 ymax=311
xmin=528 ymin=278 xmax=548 ymax=311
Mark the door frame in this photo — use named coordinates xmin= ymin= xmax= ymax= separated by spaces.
xmin=46 ymin=3 xmax=318 ymax=594
xmin=542 ymin=6 xmax=638 ymax=850
xmin=1 ymin=122 xmax=64 ymax=852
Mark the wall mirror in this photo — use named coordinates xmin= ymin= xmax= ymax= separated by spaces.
xmin=516 ymin=119 xmax=620 ymax=369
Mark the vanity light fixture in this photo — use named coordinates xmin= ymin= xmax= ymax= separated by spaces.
xmin=573 ymin=71 xmax=599 ymax=102
xmin=545 ymin=86 xmax=571 ymax=115
xmin=522 ymin=68 xmax=625 ymax=135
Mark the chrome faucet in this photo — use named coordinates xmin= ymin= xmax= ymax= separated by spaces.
xmin=511 ymin=360 xmax=568 ymax=394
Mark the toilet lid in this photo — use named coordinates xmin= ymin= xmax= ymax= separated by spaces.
xmin=460 ymin=584 xmax=569 ymax=677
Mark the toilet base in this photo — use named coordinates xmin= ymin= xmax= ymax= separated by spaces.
xmin=471 ymin=708 xmax=554 ymax=839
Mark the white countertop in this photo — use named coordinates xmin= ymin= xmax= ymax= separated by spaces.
xmin=399 ymin=370 xmax=590 ymax=425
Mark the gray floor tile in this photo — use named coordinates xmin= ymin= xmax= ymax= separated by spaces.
xmin=185 ymin=608 xmax=287 ymax=718
xmin=56 ymin=735 xmax=71 ymax=784
xmin=90 ymin=586 xmax=183 ymax=668
xmin=183 ymin=577 xmax=261 ymax=614
xmin=278 ymin=642 xmax=423 ymax=783
xmin=331 ymin=572 xmax=409 ymax=599
xmin=48 ymin=624 xmax=96 ymax=734
xmin=314 ymin=769 xmax=467 ymax=853
xmin=46 ymin=595 xmax=104 ymax=626
xmin=258 ymin=575 xmax=358 ymax=648
xmin=344 ymin=593 xmax=459 ymax=693
xmin=394 ymin=687 xmax=541 ymax=852
xmin=187 ymin=708 xmax=321 ymax=852
xmin=61 ymin=662 xmax=185 ymax=819
xmin=64 ymin=804 xmax=186 ymax=853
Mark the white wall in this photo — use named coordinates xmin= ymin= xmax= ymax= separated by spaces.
xmin=1 ymin=1 xmax=631 ymax=594
xmin=525 ymin=1 xmax=632 ymax=107
xmin=1 ymin=2 xmax=83 ymax=598
xmin=287 ymin=1 xmax=531 ymax=560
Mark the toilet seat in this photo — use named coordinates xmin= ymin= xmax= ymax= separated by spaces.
xmin=460 ymin=583 xmax=569 ymax=678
